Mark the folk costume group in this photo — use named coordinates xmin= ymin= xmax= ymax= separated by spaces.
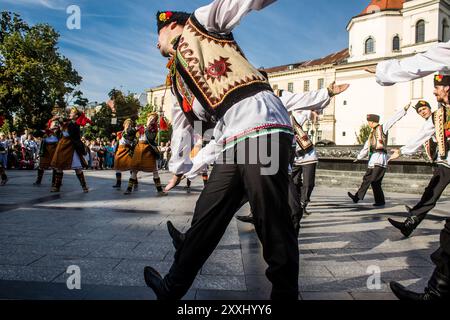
xmin=112 ymin=113 xmax=167 ymax=197
xmin=31 ymin=107 xmax=91 ymax=193
xmin=4 ymin=0 xmax=448 ymax=301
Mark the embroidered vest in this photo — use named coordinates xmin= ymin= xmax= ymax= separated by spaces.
xmin=424 ymin=139 xmax=438 ymax=163
xmin=432 ymin=105 xmax=450 ymax=159
xmin=291 ymin=115 xmax=313 ymax=153
xmin=171 ymin=15 xmax=272 ymax=126
xmin=368 ymin=125 xmax=388 ymax=155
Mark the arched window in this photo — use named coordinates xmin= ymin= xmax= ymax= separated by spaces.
xmin=416 ymin=20 xmax=425 ymax=43
xmin=365 ymin=37 xmax=375 ymax=54
xmin=443 ymin=19 xmax=449 ymax=42
xmin=392 ymin=35 xmax=400 ymax=51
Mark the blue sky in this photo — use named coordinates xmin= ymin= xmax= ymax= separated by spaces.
xmin=0 ymin=0 xmax=365 ymax=103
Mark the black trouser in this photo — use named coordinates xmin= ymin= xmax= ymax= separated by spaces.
xmin=292 ymin=163 xmax=317 ymax=204
xmin=410 ymin=165 xmax=450 ymax=224
xmin=427 ymin=219 xmax=450 ymax=297
xmin=237 ymin=175 xmax=303 ymax=235
xmin=163 ymin=133 xmax=299 ymax=300
xmin=356 ymin=166 xmax=386 ymax=204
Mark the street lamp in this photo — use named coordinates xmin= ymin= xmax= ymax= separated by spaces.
xmin=305 ymin=120 xmax=312 ymax=139
xmin=314 ymin=121 xmax=320 ymax=144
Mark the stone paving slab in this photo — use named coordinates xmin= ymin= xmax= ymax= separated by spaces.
xmin=0 ymin=170 xmax=448 ymax=300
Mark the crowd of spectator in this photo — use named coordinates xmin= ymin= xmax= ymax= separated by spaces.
xmin=0 ymin=130 xmax=172 ymax=172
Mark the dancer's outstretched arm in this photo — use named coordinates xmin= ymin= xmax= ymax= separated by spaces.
xmin=195 ymin=0 xmax=276 ymax=34
xmin=374 ymin=41 xmax=450 ymax=86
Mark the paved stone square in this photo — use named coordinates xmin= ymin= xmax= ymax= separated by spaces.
xmin=0 ymin=170 xmax=448 ymax=300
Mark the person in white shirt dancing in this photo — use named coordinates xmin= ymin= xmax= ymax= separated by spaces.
xmin=144 ymin=0 xmax=299 ymax=300
xmin=347 ymin=106 xmax=410 ymax=207
xmin=369 ymin=42 xmax=450 ymax=299
xmin=387 ymin=74 xmax=450 ymax=300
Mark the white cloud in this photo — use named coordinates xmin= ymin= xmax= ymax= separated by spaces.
xmin=1 ymin=0 xmax=68 ymax=10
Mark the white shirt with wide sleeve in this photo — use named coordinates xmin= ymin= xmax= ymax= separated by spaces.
xmin=376 ymin=41 xmax=450 ymax=86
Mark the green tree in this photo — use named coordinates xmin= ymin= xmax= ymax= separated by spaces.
xmin=0 ymin=118 xmax=11 ymax=134
xmin=67 ymin=90 xmax=89 ymax=111
xmin=0 ymin=12 xmax=82 ymax=130
xmin=137 ymin=104 xmax=156 ymax=125
xmin=108 ymin=89 xmax=140 ymax=123
xmin=357 ymin=124 xmax=372 ymax=145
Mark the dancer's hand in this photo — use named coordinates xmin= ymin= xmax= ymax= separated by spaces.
xmin=404 ymin=102 xmax=412 ymax=111
xmin=328 ymin=82 xmax=350 ymax=97
xmin=364 ymin=66 xmax=376 ymax=74
xmin=164 ymin=174 xmax=183 ymax=192
xmin=388 ymin=149 xmax=401 ymax=162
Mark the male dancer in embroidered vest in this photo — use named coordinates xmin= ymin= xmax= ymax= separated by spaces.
xmin=388 ymin=100 xmax=436 ymax=237
xmin=388 ymin=81 xmax=450 ymax=240
xmin=348 ymin=106 xmax=410 ymax=206
xmin=33 ymin=116 xmax=62 ymax=187
xmin=144 ymin=0 xmax=299 ymax=301
xmin=50 ymin=107 xmax=90 ymax=193
xmin=127 ymin=113 xmax=167 ymax=196
xmin=386 ymin=74 xmax=450 ymax=300
xmin=373 ymin=43 xmax=450 ymax=299
xmin=113 ymin=119 xmax=136 ymax=189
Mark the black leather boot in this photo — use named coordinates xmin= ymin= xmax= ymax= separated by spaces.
xmin=390 ymin=281 xmax=442 ymax=301
xmin=347 ymin=192 xmax=359 ymax=204
xmin=112 ymin=172 xmax=122 ymax=188
xmin=124 ymin=178 xmax=135 ymax=195
xmin=76 ymin=171 xmax=89 ymax=193
xmin=51 ymin=170 xmax=57 ymax=188
xmin=236 ymin=214 xmax=255 ymax=224
xmin=0 ymin=169 xmax=7 ymax=186
xmin=167 ymin=221 xmax=185 ymax=250
xmin=51 ymin=172 xmax=63 ymax=192
xmin=144 ymin=267 xmax=172 ymax=300
xmin=388 ymin=216 xmax=420 ymax=238
xmin=34 ymin=169 xmax=44 ymax=185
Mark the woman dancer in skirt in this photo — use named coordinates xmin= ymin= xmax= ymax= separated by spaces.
xmin=34 ymin=116 xmax=62 ymax=187
xmin=50 ymin=107 xmax=90 ymax=193
xmin=112 ymin=119 xmax=137 ymax=189
xmin=126 ymin=113 xmax=167 ymax=196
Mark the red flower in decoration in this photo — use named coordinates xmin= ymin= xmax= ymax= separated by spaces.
xmin=160 ymin=117 xmax=168 ymax=131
